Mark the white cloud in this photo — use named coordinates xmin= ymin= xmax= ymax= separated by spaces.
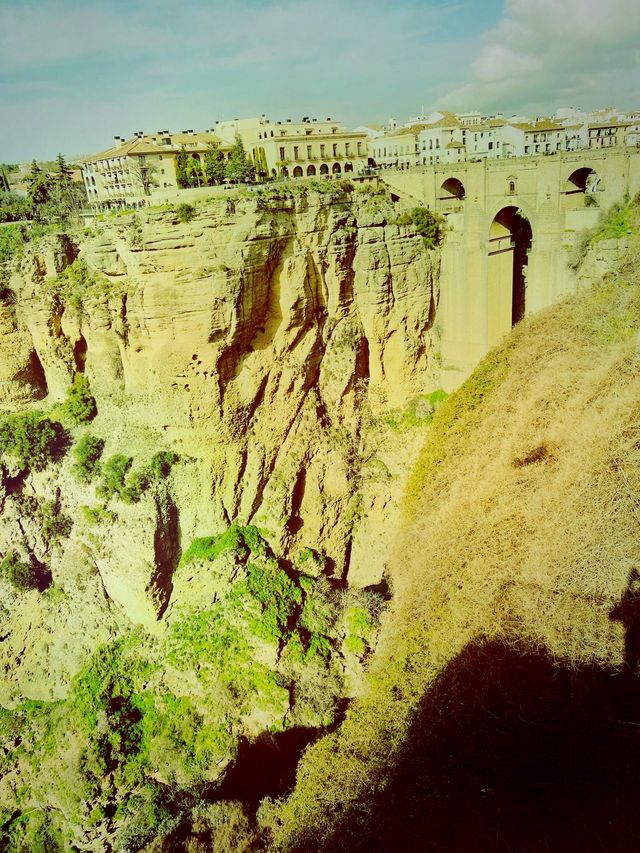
xmin=439 ymin=0 xmax=640 ymax=112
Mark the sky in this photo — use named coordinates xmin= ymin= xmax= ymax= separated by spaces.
xmin=1 ymin=0 xmax=639 ymax=163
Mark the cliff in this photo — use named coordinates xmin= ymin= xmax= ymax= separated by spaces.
xmin=0 ymin=186 xmax=445 ymax=850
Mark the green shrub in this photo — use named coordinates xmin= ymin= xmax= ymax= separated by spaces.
xmin=0 ymin=223 xmax=26 ymax=286
xmin=121 ymin=451 xmax=179 ymax=503
xmin=0 ymin=551 xmax=49 ymax=592
xmin=180 ymin=522 xmax=267 ymax=566
xmin=128 ymin=215 xmax=143 ymax=248
xmin=175 ymin=203 xmax=196 ymax=223
xmin=72 ymin=433 xmax=104 ymax=482
xmin=96 ymin=454 xmax=133 ymax=501
xmin=394 ymin=206 xmax=444 ymax=247
xmin=297 ymin=547 xmax=327 ymax=574
xmin=0 ymin=412 xmax=68 ymax=471
xmin=44 ymin=258 xmax=118 ymax=311
xmin=80 ymin=504 xmax=116 ymax=524
xmin=63 ymin=374 xmax=97 ymax=424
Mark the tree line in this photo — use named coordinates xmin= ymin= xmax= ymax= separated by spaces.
xmin=176 ymin=135 xmax=263 ymax=188
xmin=0 ymin=154 xmax=85 ymax=225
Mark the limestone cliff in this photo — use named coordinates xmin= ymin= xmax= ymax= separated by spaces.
xmin=0 ymin=187 xmax=440 ymax=702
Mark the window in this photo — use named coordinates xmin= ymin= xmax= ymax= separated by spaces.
xmin=357 ymin=141 xmax=362 ymax=155
xmin=294 ymin=146 xmax=299 ymax=160
xmin=279 ymin=146 xmax=285 ymax=160
xmin=320 ymin=144 xmax=325 ymax=156
xmin=333 ymin=143 xmax=338 ymax=156
xmin=307 ymin=145 xmax=312 ymax=158
xmin=488 ymin=142 xmax=493 ymax=150
xmin=345 ymin=142 xmax=350 ymax=155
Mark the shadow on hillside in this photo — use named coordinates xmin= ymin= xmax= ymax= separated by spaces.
xmin=318 ymin=635 xmax=640 ymax=852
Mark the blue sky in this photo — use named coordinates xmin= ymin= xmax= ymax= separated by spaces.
xmin=1 ymin=0 xmax=638 ymax=163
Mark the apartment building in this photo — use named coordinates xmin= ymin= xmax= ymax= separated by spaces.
xmin=588 ymin=120 xmax=632 ymax=149
xmin=81 ymin=130 xmax=230 ymax=209
xmin=216 ymin=116 xmax=370 ymax=178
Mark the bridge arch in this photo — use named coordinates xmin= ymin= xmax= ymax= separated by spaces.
xmin=487 ymin=206 xmax=532 ymax=347
xmin=563 ymin=166 xmax=603 ymax=209
xmin=438 ymin=177 xmax=465 ymax=214
xmin=566 ymin=166 xmax=601 ymax=194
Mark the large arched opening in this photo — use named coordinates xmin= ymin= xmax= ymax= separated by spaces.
xmin=319 ymin=163 xmax=329 ymax=175
xmin=332 ymin=162 xmax=342 ymax=174
xmin=440 ymin=177 xmax=465 ymax=200
xmin=438 ymin=177 xmax=466 ymax=214
xmin=292 ymin=166 xmax=303 ymax=178
xmin=306 ymin=165 xmax=316 ymax=176
xmin=487 ymin=206 xmax=532 ymax=346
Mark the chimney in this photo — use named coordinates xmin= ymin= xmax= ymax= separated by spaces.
xmin=114 ymin=136 xmax=124 ymax=147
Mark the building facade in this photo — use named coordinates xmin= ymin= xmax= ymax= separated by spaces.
xmin=216 ymin=117 xmax=370 ymax=178
xmin=81 ymin=130 xmax=230 ymax=210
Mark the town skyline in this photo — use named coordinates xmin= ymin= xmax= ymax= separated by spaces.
xmin=1 ymin=0 xmax=639 ymax=164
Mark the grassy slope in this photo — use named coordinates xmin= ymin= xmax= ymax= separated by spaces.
xmin=268 ymin=202 xmax=640 ymax=850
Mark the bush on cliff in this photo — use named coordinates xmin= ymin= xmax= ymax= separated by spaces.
xmin=0 ymin=412 xmax=68 ymax=471
xmin=62 ymin=374 xmax=97 ymax=424
xmin=72 ymin=433 xmax=105 ymax=483
xmin=394 ymin=206 xmax=444 ymax=247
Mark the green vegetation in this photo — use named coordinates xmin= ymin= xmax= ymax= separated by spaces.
xmin=224 ymin=134 xmax=256 ymax=183
xmin=62 ymin=374 xmax=97 ymax=424
xmin=569 ymin=197 xmax=638 ymax=270
xmin=95 ymin=449 xmax=178 ymax=503
xmin=175 ymin=202 xmax=195 ymax=223
xmin=0 ymin=522 xmax=385 ymax=847
xmin=127 ymin=214 xmax=143 ymax=248
xmin=385 ymin=389 xmax=448 ymax=431
xmin=96 ymin=453 xmax=133 ymax=501
xmin=0 ymin=551 xmax=45 ymax=591
xmin=204 ymin=141 xmax=226 ymax=185
xmin=179 ymin=521 xmax=265 ymax=566
xmin=17 ymin=494 xmax=72 ymax=543
xmin=0 ymin=222 xmax=27 ymax=286
xmin=2 ymin=155 xmax=85 ymax=226
xmin=0 ymin=411 xmax=68 ymax=471
xmin=71 ymin=433 xmax=105 ymax=483
xmin=394 ymin=206 xmax=445 ymax=247
xmin=44 ymin=257 xmax=120 ymax=311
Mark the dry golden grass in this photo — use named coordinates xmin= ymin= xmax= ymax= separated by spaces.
xmin=268 ymin=213 xmax=640 ymax=851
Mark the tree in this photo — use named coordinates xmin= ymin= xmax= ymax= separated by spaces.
xmin=176 ymin=147 xmax=189 ymax=189
xmin=129 ymin=157 xmax=158 ymax=196
xmin=54 ymin=153 xmax=73 ymax=185
xmin=252 ymin=146 xmax=269 ymax=182
xmin=25 ymin=160 xmax=52 ymax=210
xmin=185 ymin=157 xmax=203 ymax=188
xmin=204 ymin=143 xmax=225 ymax=185
xmin=224 ymin=135 xmax=255 ymax=183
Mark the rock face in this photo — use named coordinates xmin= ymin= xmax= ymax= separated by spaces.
xmin=0 ymin=188 xmax=440 ymax=700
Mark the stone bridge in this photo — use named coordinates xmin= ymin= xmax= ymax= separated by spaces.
xmin=379 ymin=149 xmax=640 ymax=388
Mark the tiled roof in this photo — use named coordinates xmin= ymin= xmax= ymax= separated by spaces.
xmin=510 ymin=120 xmax=564 ymax=132
xmin=82 ymin=132 xmax=224 ymax=164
